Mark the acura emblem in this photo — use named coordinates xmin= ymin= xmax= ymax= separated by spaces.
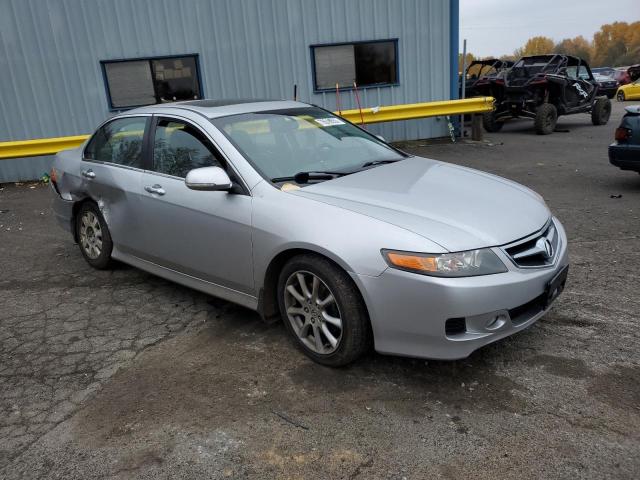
xmin=535 ymin=237 xmax=553 ymax=259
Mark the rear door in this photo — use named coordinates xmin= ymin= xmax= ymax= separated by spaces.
xmin=139 ymin=115 xmax=254 ymax=295
xmin=81 ymin=115 xmax=150 ymax=256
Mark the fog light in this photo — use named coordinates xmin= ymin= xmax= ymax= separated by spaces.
xmin=486 ymin=314 xmax=507 ymax=331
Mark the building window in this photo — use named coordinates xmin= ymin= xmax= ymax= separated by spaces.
xmin=101 ymin=55 xmax=202 ymax=110
xmin=311 ymin=40 xmax=398 ymax=92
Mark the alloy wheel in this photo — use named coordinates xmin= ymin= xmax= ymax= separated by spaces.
xmin=79 ymin=211 xmax=103 ymax=260
xmin=283 ymin=271 xmax=343 ymax=354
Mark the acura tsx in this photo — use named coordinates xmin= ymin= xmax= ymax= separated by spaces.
xmin=50 ymin=100 xmax=569 ymax=366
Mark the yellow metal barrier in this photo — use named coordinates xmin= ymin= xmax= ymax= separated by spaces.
xmin=338 ymin=97 xmax=494 ymax=124
xmin=0 ymin=97 xmax=494 ymax=160
xmin=0 ymin=135 xmax=89 ymax=160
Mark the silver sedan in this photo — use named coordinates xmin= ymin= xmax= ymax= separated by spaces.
xmin=50 ymin=100 xmax=569 ymax=366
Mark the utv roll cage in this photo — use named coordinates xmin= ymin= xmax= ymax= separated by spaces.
xmin=508 ymin=54 xmax=591 ymax=81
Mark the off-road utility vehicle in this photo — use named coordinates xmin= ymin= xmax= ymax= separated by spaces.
xmin=461 ymin=59 xmax=513 ymax=98
xmin=477 ymin=54 xmax=611 ymax=135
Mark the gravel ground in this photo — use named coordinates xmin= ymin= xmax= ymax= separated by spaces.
xmin=0 ymin=101 xmax=638 ymax=479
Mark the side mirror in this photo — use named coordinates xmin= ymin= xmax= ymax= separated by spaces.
xmin=185 ymin=166 xmax=233 ymax=191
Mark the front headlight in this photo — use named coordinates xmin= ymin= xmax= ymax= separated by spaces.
xmin=382 ymin=248 xmax=508 ymax=277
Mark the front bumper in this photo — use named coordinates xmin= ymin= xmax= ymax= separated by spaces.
xmin=609 ymin=143 xmax=640 ymax=171
xmin=352 ymin=218 xmax=569 ymax=360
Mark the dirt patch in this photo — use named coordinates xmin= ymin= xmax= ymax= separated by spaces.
xmin=588 ymin=364 xmax=640 ymax=411
xmin=526 ymin=355 xmax=593 ymax=379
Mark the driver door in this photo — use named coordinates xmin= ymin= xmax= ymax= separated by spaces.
xmin=139 ymin=115 xmax=254 ymax=297
xmin=566 ymin=64 xmax=595 ymax=108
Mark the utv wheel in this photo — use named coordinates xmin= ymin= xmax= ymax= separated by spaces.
xmin=591 ymin=97 xmax=611 ymax=125
xmin=534 ymin=103 xmax=557 ymax=135
xmin=76 ymin=202 xmax=113 ymax=269
xmin=482 ymin=111 xmax=504 ymax=132
xmin=616 ymin=91 xmax=625 ymax=102
xmin=277 ymin=254 xmax=370 ymax=367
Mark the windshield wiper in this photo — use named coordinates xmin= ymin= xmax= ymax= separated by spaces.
xmin=271 ymin=170 xmax=348 ymax=184
xmin=360 ymin=159 xmax=401 ymax=169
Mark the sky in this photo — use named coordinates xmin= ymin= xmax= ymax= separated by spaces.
xmin=460 ymin=0 xmax=640 ymax=58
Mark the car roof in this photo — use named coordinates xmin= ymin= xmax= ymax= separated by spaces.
xmin=126 ymin=99 xmax=311 ymax=119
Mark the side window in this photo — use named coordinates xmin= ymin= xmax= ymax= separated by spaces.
xmin=84 ymin=117 xmax=147 ymax=168
xmin=565 ymin=66 xmax=578 ymax=79
xmin=152 ymin=119 xmax=223 ymax=178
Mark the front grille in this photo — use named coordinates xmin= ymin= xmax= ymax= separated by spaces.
xmin=504 ymin=221 xmax=559 ymax=268
xmin=445 ymin=317 xmax=466 ymax=336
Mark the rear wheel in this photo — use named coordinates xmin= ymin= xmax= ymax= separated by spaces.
xmin=482 ymin=111 xmax=504 ymax=132
xmin=277 ymin=254 xmax=370 ymax=366
xmin=76 ymin=202 xmax=113 ymax=269
xmin=534 ymin=103 xmax=557 ymax=135
xmin=616 ymin=91 xmax=625 ymax=102
xmin=591 ymin=97 xmax=611 ymax=125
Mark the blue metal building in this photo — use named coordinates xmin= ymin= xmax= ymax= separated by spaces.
xmin=0 ymin=0 xmax=458 ymax=182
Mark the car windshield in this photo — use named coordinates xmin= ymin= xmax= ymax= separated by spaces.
xmin=211 ymin=107 xmax=405 ymax=182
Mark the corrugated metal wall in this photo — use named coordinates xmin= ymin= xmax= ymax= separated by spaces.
xmin=0 ymin=0 xmax=451 ymax=182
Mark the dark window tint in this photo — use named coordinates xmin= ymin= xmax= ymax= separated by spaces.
xmin=152 ymin=119 xmax=222 ymax=178
xmin=311 ymin=40 xmax=397 ymax=91
xmin=84 ymin=117 xmax=147 ymax=168
xmin=354 ymin=41 xmax=397 ymax=86
xmin=102 ymin=55 xmax=202 ymax=109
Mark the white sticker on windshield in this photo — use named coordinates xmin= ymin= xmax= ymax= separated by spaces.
xmin=315 ymin=117 xmax=345 ymax=127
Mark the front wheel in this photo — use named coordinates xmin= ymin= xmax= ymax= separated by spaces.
xmin=534 ymin=103 xmax=557 ymax=135
xmin=76 ymin=202 xmax=113 ymax=269
xmin=617 ymin=91 xmax=625 ymax=102
xmin=482 ymin=111 xmax=504 ymax=132
xmin=591 ymin=97 xmax=611 ymax=125
xmin=277 ymin=254 xmax=371 ymax=366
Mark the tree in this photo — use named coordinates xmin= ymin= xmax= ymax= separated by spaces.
xmin=592 ymin=21 xmax=640 ymax=66
xmin=513 ymin=36 xmax=555 ymax=58
xmin=458 ymin=52 xmax=476 ymax=73
xmin=554 ymin=36 xmax=592 ymax=62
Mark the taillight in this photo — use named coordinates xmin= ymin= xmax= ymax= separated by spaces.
xmin=615 ymin=127 xmax=631 ymax=142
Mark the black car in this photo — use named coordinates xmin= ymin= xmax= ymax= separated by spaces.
xmin=592 ymin=67 xmax=616 ymax=77
xmin=609 ymin=105 xmax=640 ymax=173
xmin=477 ymin=54 xmax=611 ymax=135
xmin=593 ymin=73 xmax=619 ymax=99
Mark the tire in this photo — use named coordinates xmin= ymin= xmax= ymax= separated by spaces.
xmin=534 ymin=103 xmax=557 ymax=135
xmin=76 ymin=202 xmax=113 ymax=269
xmin=591 ymin=97 xmax=611 ymax=126
xmin=617 ymin=91 xmax=625 ymax=102
xmin=277 ymin=254 xmax=371 ymax=367
xmin=482 ymin=111 xmax=504 ymax=132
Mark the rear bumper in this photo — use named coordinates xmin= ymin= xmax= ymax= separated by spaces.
xmin=50 ymin=183 xmax=74 ymax=235
xmin=609 ymin=143 xmax=640 ymax=171
xmin=352 ymin=218 xmax=569 ymax=360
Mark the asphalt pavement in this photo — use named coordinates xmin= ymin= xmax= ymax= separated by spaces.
xmin=0 ymin=101 xmax=638 ymax=479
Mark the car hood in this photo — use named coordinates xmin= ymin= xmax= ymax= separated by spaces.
xmin=291 ymin=156 xmax=550 ymax=252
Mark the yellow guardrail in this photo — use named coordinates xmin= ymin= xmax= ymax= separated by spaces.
xmin=338 ymin=96 xmax=494 ymax=124
xmin=0 ymin=135 xmax=90 ymax=160
xmin=0 ymin=97 xmax=494 ymax=160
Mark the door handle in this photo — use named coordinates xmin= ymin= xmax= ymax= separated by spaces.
xmin=144 ymin=184 xmax=166 ymax=196
xmin=81 ymin=169 xmax=96 ymax=179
